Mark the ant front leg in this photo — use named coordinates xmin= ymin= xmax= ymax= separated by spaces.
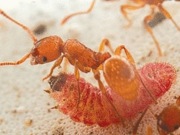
xmin=158 ymin=4 xmax=180 ymax=31
xmin=144 ymin=7 xmax=163 ymax=56
xmin=120 ymin=4 xmax=145 ymax=27
xmin=43 ymin=55 xmax=65 ymax=80
xmin=61 ymin=0 xmax=96 ymax=25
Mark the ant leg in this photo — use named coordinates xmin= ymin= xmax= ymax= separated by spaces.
xmin=74 ymin=62 xmax=81 ymax=108
xmin=98 ymin=38 xmax=114 ymax=53
xmin=158 ymin=4 xmax=180 ymax=31
xmin=0 ymin=9 xmax=37 ymax=43
xmin=120 ymin=4 xmax=145 ymax=27
xmin=64 ymin=55 xmax=91 ymax=108
xmin=0 ymin=53 xmax=31 ymax=66
xmin=133 ymin=108 xmax=148 ymax=135
xmin=92 ymin=69 xmax=125 ymax=125
xmin=61 ymin=0 xmax=96 ymax=25
xmin=115 ymin=45 xmax=157 ymax=103
xmin=62 ymin=58 xmax=68 ymax=72
xmin=114 ymin=45 xmax=135 ymax=65
xmin=43 ymin=55 xmax=65 ymax=80
xmin=144 ymin=7 xmax=163 ymax=56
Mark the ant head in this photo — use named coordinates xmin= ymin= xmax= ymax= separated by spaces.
xmin=30 ymin=36 xmax=63 ymax=65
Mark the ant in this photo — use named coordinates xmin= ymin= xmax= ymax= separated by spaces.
xmin=0 ymin=9 xmax=111 ymax=81
xmin=121 ymin=0 xmax=180 ymax=56
xmin=156 ymin=96 xmax=180 ymax=135
xmin=0 ymin=9 xmax=154 ymax=100
xmin=61 ymin=0 xmax=179 ymax=56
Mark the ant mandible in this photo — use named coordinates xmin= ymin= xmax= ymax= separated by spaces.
xmin=121 ymin=0 xmax=180 ymax=56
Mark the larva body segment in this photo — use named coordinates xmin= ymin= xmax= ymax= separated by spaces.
xmin=49 ymin=63 xmax=176 ymax=127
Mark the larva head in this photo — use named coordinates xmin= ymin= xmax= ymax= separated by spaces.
xmin=103 ymin=56 xmax=140 ymax=100
xmin=157 ymin=103 xmax=180 ymax=133
xmin=48 ymin=73 xmax=68 ymax=92
xmin=30 ymin=36 xmax=63 ymax=65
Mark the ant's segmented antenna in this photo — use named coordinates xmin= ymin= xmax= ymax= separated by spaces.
xmin=0 ymin=9 xmax=37 ymax=43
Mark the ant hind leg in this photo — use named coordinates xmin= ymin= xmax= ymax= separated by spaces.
xmin=98 ymin=38 xmax=114 ymax=53
xmin=158 ymin=4 xmax=180 ymax=31
xmin=144 ymin=8 xmax=162 ymax=56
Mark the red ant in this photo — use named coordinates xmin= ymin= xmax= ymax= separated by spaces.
xmin=0 ymin=9 xmax=111 ymax=81
xmin=121 ymin=0 xmax=180 ymax=56
xmin=0 ymin=9 xmax=155 ymax=100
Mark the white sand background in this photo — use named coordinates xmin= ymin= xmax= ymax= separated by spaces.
xmin=0 ymin=0 xmax=179 ymax=134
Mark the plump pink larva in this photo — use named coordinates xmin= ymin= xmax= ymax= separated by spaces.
xmin=48 ymin=62 xmax=176 ymax=127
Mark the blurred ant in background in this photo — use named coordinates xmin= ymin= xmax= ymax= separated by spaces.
xmin=61 ymin=0 xmax=179 ymax=56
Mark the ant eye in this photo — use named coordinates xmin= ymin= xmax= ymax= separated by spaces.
xmin=42 ymin=56 xmax=47 ymax=63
